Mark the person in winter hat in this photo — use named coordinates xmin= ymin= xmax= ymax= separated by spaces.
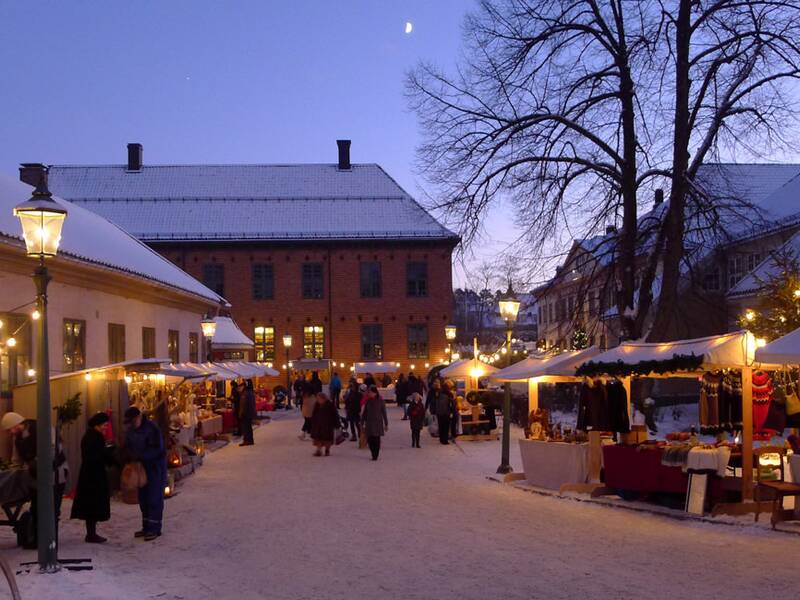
xmin=344 ymin=379 xmax=362 ymax=442
xmin=407 ymin=393 xmax=426 ymax=448
xmin=361 ymin=386 xmax=388 ymax=460
xmin=71 ymin=412 xmax=114 ymax=543
xmin=124 ymin=407 xmax=166 ymax=541
xmin=239 ymin=380 xmax=256 ymax=446
xmin=435 ymin=383 xmax=456 ymax=445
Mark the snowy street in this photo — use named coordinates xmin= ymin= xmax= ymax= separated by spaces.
xmin=4 ymin=407 xmax=798 ymax=600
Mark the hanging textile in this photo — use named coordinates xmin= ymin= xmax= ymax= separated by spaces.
xmin=577 ymin=379 xmax=607 ymax=432
xmin=752 ymin=370 xmax=774 ymax=432
xmin=699 ymin=372 xmax=722 ymax=427
xmin=719 ymin=371 xmax=743 ymax=430
xmin=605 ymin=379 xmax=631 ymax=434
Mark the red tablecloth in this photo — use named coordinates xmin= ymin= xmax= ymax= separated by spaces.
xmin=255 ymin=400 xmax=271 ymax=412
xmin=220 ymin=409 xmax=236 ymax=433
xmin=603 ymin=445 xmax=689 ymax=494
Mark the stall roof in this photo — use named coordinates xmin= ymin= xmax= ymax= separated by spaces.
xmin=354 ymin=362 xmax=398 ymax=375
xmin=220 ymin=361 xmax=279 ymax=378
xmin=440 ymin=358 xmax=499 ymax=379
xmin=490 ymin=347 xmax=601 ymax=382
xmin=212 ymin=316 xmax=254 ymax=349
xmin=16 ymin=358 xmax=172 ymax=387
xmin=292 ymin=358 xmax=332 ymax=372
xmin=200 ymin=362 xmax=242 ymax=380
xmin=755 ymin=327 xmax=800 ymax=365
xmin=580 ymin=331 xmax=760 ymax=372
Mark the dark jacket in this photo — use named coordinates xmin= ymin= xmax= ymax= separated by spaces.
xmin=361 ymin=397 xmax=388 ymax=437
xmin=240 ymin=388 xmax=256 ymax=420
xmin=71 ymin=428 xmax=111 ymax=522
xmin=330 ymin=375 xmax=342 ymax=394
xmin=408 ymin=402 xmax=426 ymax=430
xmin=125 ymin=417 xmax=166 ymax=486
xmin=310 ymin=400 xmax=339 ymax=442
xmin=435 ymin=392 xmax=456 ymax=418
xmin=606 ymin=380 xmax=631 ymax=433
xmin=344 ymin=388 xmax=361 ymax=419
xmin=310 ymin=373 xmax=323 ymax=395
xmin=407 ymin=375 xmax=425 ymax=396
xmin=577 ymin=382 xmax=609 ymax=431
xmin=395 ymin=379 xmax=409 ymax=405
xmin=15 ymin=419 xmax=69 ymax=484
xmin=425 ymin=388 xmax=438 ymax=413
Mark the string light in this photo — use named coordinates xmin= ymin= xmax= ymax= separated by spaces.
xmin=27 ymin=368 xmax=35 ymax=377
xmin=6 ymin=337 xmax=16 ymax=348
xmin=744 ymin=309 xmax=756 ymax=322
xmin=31 ymin=310 xmax=41 ymax=320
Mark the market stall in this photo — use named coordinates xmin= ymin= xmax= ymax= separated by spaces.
xmin=440 ymin=358 xmax=499 ymax=393
xmin=490 ymin=347 xmax=601 ymax=491
xmin=575 ymin=330 xmax=780 ymax=512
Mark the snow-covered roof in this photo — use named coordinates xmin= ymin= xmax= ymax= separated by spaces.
xmin=0 ymin=175 xmax=224 ymax=306
xmin=581 ymin=331 xmax=761 ymax=371
xmin=46 ymin=163 xmax=459 ymax=242
xmin=354 ymin=361 xmax=398 ymax=375
xmin=727 ymin=230 xmax=800 ymax=298
xmin=755 ymin=327 xmax=800 ymax=365
xmin=211 ymin=316 xmax=253 ymax=349
xmin=490 ymin=347 xmax=600 ymax=381
xmin=439 ymin=358 xmax=499 ymax=379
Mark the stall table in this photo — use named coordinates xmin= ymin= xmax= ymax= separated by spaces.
xmin=219 ymin=409 xmax=236 ymax=433
xmin=519 ymin=439 xmax=590 ymax=491
xmin=199 ymin=415 xmax=223 ymax=438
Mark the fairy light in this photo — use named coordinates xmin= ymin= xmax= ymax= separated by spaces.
xmin=744 ymin=309 xmax=756 ymax=322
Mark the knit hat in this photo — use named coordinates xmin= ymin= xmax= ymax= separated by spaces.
xmin=0 ymin=412 xmax=24 ymax=430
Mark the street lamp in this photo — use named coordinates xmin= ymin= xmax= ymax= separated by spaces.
xmin=445 ymin=324 xmax=456 ymax=360
xmin=13 ymin=165 xmax=67 ymax=572
xmin=282 ymin=334 xmax=292 ymax=408
xmin=200 ymin=315 xmax=217 ymax=362
xmin=497 ymin=285 xmax=520 ymax=475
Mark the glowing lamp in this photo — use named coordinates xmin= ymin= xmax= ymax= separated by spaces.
xmin=470 ymin=367 xmax=483 ymax=378
xmin=200 ymin=316 xmax=217 ymax=339
xmin=124 ymin=375 xmax=133 ymax=384
xmin=410 ymin=364 xmax=416 ymax=370
xmin=31 ymin=310 xmax=41 ymax=320
xmin=744 ymin=309 xmax=755 ymax=322
xmin=282 ymin=334 xmax=292 ymax=348
xmin=451 ymin=353 xmax=460 ymax=361
xmin=6 ymin=337 xmax=16 ymax=348
xmin=445 ymin=324 xmax=457 ymax=341
xmin=794 ymin=289 xmax=800 ymax=299
xmin=498 ymin=286 xmax=521 ymax=324
xmin=84 ymin=373 xmax=92 ymax=381
xmin=27 ymin=368 xmax=36 ymax=377
xmin=755 ymin=338 xmax=767 ymax=348
xmin=13 ymin=179 xmax=68 ymax=258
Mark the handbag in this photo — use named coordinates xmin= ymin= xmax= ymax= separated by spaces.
xmin=785 ymin=383 xmax=800 ymax=416
xmin=358 ymin=430 xmax=367 ymax=449
xmin=334 ymin=429 xmax=347 ymax=445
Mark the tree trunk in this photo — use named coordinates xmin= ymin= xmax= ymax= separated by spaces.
xmin=648 ymin=0 xmax=691 ymax=342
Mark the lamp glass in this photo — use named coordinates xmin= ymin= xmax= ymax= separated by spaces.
xmin=14 ymin=207 xmax=66 ymax=257
xmin=283 ymin=334 xmax=292 ymax=348
xmin=498 ymin=298 xmax=521 ymax=323
xmin=445 ymin=324 xmax=457 ymax=340
xmin=200 ymin=318 xmax=217 ymax=339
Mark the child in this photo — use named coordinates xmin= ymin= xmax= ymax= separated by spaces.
xmin=407 ymin=393 xmax=426 ymax=448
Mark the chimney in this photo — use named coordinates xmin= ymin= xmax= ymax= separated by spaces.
xmin=19 ymin=163 xmax=48 ymax=188
xmin=654 ymin=188 xmax=664 ymax=205
xmin=606 ymin=225 xmax=617 ymax=234
xmin=336 ymin=139 xmax=351 ymax=170
xmin=127 ymin=143 xmax=143 ymax=171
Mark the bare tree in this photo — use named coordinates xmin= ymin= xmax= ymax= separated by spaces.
xmin=408 ymin=0 xmax=800 ymax=343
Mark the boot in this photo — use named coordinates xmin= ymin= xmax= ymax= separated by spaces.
xmin=85 ymin=521 xmax=107 ymax=544
xmin=324 ymin=447 xmax=330 ymax=456
xmin=313 ymin=449 xmax=322 ymax=457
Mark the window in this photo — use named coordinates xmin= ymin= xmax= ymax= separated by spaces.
xmin=538 ymin=305 xmax=544 ymax=325
xmin=703 ymin=268 xmax=721 ymax=292
xmin=189 ymin=332 xmax=199 ymax=363
xmin=747 ymin=253 xmax=762 ymax=272
xmin=252 ymin=264 xmax=274 ymax=300
xmin=361 ymin=324 xmax=383 ymax=360
xmin=407 ymin=325 xmax=428 ymax=358
xmin=108 ymin=323 xmax=126 ymax=363
xmin=63 ymin=319 xmax=85 ymax=372
xmin=168 ymin=330 xmax=180 ymax=363
xmin=142 ymin=327 xmax=156 ymax=359
xmin=202 ymin=263 xmax=225 ymax=297
xmin=302 ymin=263 xmax=324 ymax=299
xmin=303 ymin=325 xmax=324 ymax=358
xmin=728 ymin=255 xmax=747 ymax=288
xmin=406 ymin=262 xmax=428 ymax=297
xmin=254 ymin=326 xmax=275 ymax=361
xmin=360 ymin=262 xmax=382 ymax=298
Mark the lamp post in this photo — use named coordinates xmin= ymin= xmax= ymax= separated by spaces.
xmin=200 ymin=315 xmax=217 ymax=362
xmin=13 ymin=166 xmax=67 ymax=572
xmin=497 ymin=285 xmax=520 ymax=475
xmin=282 ymin=334 xmax=292 ymax=406
xmin=445 ymin=324 xmax=456 ymax=361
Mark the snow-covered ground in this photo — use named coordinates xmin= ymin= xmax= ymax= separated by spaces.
xmin=3 ymin=407 xmax=798 ymax=600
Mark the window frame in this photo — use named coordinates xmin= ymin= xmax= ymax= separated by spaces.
xmin=301 ymin=263 xmax=324 ymax=299
xmin=142 ymin=327 xmax=156 ymax=359
xmin=254 ymin=326 xmax=276 ymax=361
xmin=202 ymin=263 xmax=225 ymax=298
xmin=252 ymin=263 xmax=275 ymax=300
xmin=406 ymin=262 xmax=428 ymax=297
xmin=407 ymin=324 xmax=429 ymax=359
xmin=303 ymin=325 xmax=325 ymax=358
xmin=359 ymin=261 xmax=382 ymax=298
xmin=63 ymin=318 xmax=86 ymax=372
xmin=108 ymin=323 xmax=126 ymax=363
xmin=168 ymin=329 xmax=180 ymax=364
xmin=189 ymin=332 xmax=199 ymax=363
xmin=361 ymin=324 xmax=384 ymax=360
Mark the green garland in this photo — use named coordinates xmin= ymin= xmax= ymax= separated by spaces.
xmin=575 ymin=353 xmax=704 ymax=378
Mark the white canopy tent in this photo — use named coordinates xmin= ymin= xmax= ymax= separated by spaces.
xmin=754 ymin=327 xmax=800 ymax=365
xmin=220 ymin=361 xmax=279 ymax=378
xmin=353 ymin=362 xmax=398 ymax=375
xmin=200 ymin=362 xmax=242 ymax=381
xmin=440 ymin=358 xmax=499 ymax=379
xmin=490 ymin=347 xmax=600 ymax=382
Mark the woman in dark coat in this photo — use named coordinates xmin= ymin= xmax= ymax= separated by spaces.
xmin=395 ymin=374 xmax=409 ymax=420
xmin=344 ymin=379 xmax=362 ymax=442
xmin=407 ymin=393 xmax=426 ymax=448
xmin=361 ymin=386 xmax=389 ymax=460
xmin=71 ymin=412 xmax=112 ymax=543
xmin=310 ymin=393 xmax=339 ymax=456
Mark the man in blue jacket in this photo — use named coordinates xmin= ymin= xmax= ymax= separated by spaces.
xmin=124 ymin=407 xmax=166 ymax=541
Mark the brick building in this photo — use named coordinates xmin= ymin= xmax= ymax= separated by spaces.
xmin=43 ymin=141 xmax=459 ymax=376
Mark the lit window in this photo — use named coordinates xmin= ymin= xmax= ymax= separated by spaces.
xmin=303 ymin=325 xmax=324 ymax=358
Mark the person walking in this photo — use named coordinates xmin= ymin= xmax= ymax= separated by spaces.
xmin=239 ymin=380 xmax=256 ymax=446
xmin=426 ymin=379 xmax=441 ymax=414
xmin=230 ymin=379 xmax=242 ymax=436
xmin=363 ymin=373 xmax=376 ymax=388
xmin=71 ymin=412 xmax=113 ymax=543
xmin=435 ymin=383 xmax=456 ymax=445
xmin=124 ymin=407 xmax=167 ymax=541
xmin=293 ymin=374 xmax=305 ymax=410
xmin=310 ymin=393 xmax=338 ymax=456
xmin=310 ymin=371 xmax=323 ymax=395
xmin=330 ymin=372 xmax=342 ymax=409
xmin=299 ymin=386 xmax=317 ymax=441
xmin=407 ymin=393 xmax=426 ymax=448
xmin=361 ymin=385 xmax=388 ymax=460
xmin=395 ymin=373 xmax=409 ymax=420
xmin=344 ymin=379 xmax=362 ymax=442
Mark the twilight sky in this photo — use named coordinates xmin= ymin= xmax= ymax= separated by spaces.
xmin=0 ymin=1 xmax=517 ymax=287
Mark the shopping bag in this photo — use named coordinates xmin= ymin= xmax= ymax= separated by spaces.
xmin=121 ymin=462 xmax=147 ymax=491
xmin=428 ymin=413 xmax=439 ymax=437
xmin=786 ymin=384 xmax=800 ymax=416
xmin=334 ymin=429 xmax=347 ymax=445
xmin=358 ymin=430 xmax=367 ymax=449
